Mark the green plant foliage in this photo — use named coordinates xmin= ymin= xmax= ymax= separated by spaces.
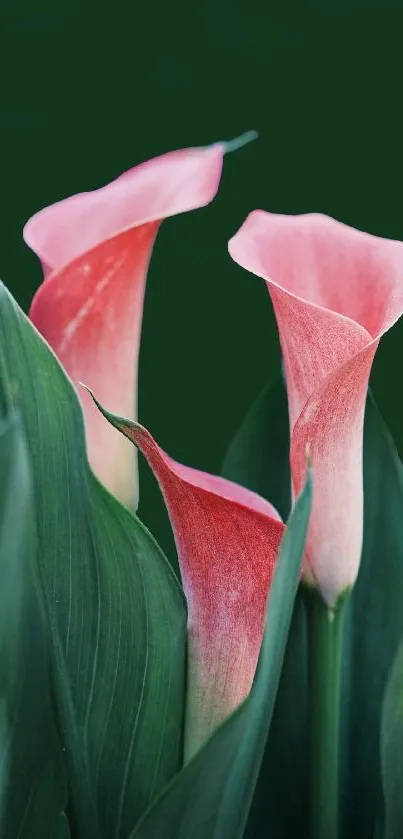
xmin=222 ymin=376 xmax=291 ymax=522
xmin=342 ymin=395 xmax=403 ymax=839
xmin=56 ymin=812 xmax=72 ymax=838
xmin=120 ymin=467 xmax=311 ymax=839
xmin=222 ymin=375 xmax=403 ymax=839
xmin=380 ymin=636 xmax=403 ymax=839
xmin=0 ymin=413 xmax=66 ymax=837
xmin=0 ymin=284 xmax=187 ymax=839
xmin=222 ymin=376 xmax=310 ymax=839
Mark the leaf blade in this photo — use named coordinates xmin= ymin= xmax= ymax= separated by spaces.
xmin=0 ymin=413 xmax=67 ymax=838
xmin=222 ymin=375 xmax=309 ymax=839
xmin=341 ymin=394 xmax=403 ymax=838
xmin=0 ymin=283 xmax=187 ymax=838
xmin=380 ymin=636 xmax=403 ymax=839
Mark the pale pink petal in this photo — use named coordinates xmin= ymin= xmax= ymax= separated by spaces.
xmin=24 ymin=146 xmax=224 ymax=273
xmin=103 ymin=417 xmax=284 ymax=759
xmin=25 ymin=144 xmax=224 ymax=509
xmin=229 ymin=211 xmax=403 ymax=605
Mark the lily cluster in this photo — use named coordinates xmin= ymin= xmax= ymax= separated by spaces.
xmin=1 ymin=138 xmax=403 ymax=839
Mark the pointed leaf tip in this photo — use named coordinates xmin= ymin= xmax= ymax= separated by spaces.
xmin=78 ymin=382 xmax=93 ymax=398
xmin=80 ymin=383 xmax=138 ymax=432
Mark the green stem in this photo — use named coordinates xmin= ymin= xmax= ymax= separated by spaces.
xmin=304 ymin=586 xmax=347 ymax=839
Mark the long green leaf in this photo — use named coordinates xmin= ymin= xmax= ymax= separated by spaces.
xmin=222 ymin=376 xmax=309 ymax=839
xmin=222 ymin=376 xmax=291 ymax=522
xmin=222 ymin=374 xmax=403 ymax=839
xmin=0 ymin=413 xmax=66 ymax=837
xmin=380 ymin=636 xmax=403 ymax=839
xmin=0 ymin=283 xmax=187 ymax=839
xmin=128 ymin=470 xmax=312 ymax=839
xmin=341 ymin=395 xmax=403 ymax=838
xmin=56 ymin=813 xmax=72 ymax=839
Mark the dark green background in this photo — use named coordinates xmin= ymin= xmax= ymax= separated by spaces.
xmin=1 ymin=2 xmax=402 ymax=555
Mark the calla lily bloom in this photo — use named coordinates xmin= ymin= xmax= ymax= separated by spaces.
xmin=229 ymin=211 xmax=403 ymax=606
xmin=24 ymin=144 xmax=225 ymax=510
xmin=88 ymin=401 xmax=285 ymax=760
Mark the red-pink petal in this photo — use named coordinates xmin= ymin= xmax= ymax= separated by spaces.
xmin=25 ymin=145 xmax=224 ymax=509
xmin=109 ymin=418 xmax=284 ymax=758
xmin=229 ymin=211 xmax=403 ymax=605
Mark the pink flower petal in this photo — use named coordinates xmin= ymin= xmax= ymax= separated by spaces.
xmin=104 ymin=416 xmax=284 ymax=759
xmin=25 ymin=145 xmax=224 ymax=509
xmin=229 ymin=211 xmax=403 ymax=605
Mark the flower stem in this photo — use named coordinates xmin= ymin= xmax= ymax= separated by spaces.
xmin=304 ymin=586 xmax=347 ymax=839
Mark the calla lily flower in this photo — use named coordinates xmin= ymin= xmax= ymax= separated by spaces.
xmin=24 ymin=144 xmax=225 ymax=510
xmin=229 ymin=211 xmax=403 ymax=606
xmin=87 ymin=402 xmax=285 ymax=760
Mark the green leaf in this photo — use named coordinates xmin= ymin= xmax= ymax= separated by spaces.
xmin=221 ymin=377 xmax=309 ymax=839
xmin=128 ymin=469 xmax=312 ymax=839
xmin=0 ymin=413 xmax=66 ymax=837
xmin=56 ymin=812 xmax=71 ymax=839
xmin=222 ymin=376 xmax=309 ymax=839
xmin=243 ymin=590 xmax=309 ymax=839
xmin=341 ymin=394 xmax=403 ymax=839
xmin=222 ymin=374 xmax=403 ymax=839
xmin=380 ymin=637 xmax=403 ymax=839
xmin=0 ymin=283 xmax=187 ymax=839
xmin=222 ymin=375 xmax=291 ymax=522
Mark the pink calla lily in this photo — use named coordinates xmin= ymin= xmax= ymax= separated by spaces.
xmin=24 ymin=144 xmax=225 ymax=510
xmin=96 ymin=412 xmax=285 ymax=759
xmin=229 ymin=211 xmax=403 ymax=606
